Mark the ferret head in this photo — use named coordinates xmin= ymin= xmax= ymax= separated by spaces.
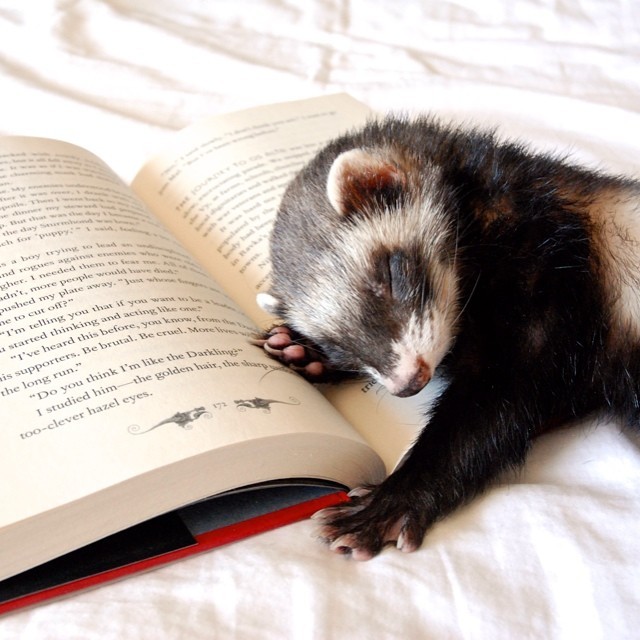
xmin=258 ymin=142 xmax=461 ymax=397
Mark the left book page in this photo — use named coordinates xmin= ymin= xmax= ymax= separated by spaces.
xmin=0 ymin=137 xmax=383 ymax=581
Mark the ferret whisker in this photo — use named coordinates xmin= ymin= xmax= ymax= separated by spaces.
xmin=288 ymin=338 xmax=325 ymax=357
xmin=452 ymin=271 xmax=480 ymax=327
xmin=375 ymin=385 xmax=390 ymax=409
xmin=442 ymin=219 xmax=461 ymax=313
xmin=419 ymin=277 xmax=428 ymax=313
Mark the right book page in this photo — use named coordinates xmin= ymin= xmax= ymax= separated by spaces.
xmin=133 ymin=93 xmax=371 ymax=327
xmin=134 ymin=93 xmax=438 ymax=474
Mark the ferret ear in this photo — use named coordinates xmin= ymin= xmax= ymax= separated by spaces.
xmin=326 ymin=148 xmax=406 ymax=217
xmin=257 ymin=292 xmax=284 ymax=316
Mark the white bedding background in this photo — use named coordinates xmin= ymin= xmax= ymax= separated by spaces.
xmin=1 ymin=1 xmax=639 ymax=638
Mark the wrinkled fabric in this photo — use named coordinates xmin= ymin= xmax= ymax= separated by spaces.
xmin=1 ymin=1 xmax=639 ymax=638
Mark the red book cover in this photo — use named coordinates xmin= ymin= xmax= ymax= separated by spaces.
xmin=0 ymin=484 xmax=348 ymax=616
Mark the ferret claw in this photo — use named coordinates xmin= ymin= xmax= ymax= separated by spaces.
xmin=309 ymin=508 xmax=331 ymax=521
xmin=327 ymin=535 xmax=374 ymax=560
xmin=329 ymin=534 xmax=358 ymax=553
xmin=396 ymin=530 xmax=419 ymax=553
xmin=347 ymin=487 xmax=372 ymax=498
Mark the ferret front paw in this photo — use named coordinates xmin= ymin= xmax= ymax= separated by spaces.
xmin=251 ymin=325 xmax=334 ymax=381
xmin=311 ymin=486 xmax=428 ymax=560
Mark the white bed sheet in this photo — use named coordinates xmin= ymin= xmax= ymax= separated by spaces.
xmin=1 ymin=1 xmax=639 ymax=638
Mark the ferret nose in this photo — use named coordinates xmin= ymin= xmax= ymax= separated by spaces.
xmin=393 ymin=358 xmax=431 ymax=398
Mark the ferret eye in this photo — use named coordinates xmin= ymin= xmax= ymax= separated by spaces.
xmin=371 ymin=249 xmax=415 ymax=303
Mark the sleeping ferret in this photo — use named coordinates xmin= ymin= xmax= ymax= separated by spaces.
xmin=253 ymin=116 xmax=640 ymax=560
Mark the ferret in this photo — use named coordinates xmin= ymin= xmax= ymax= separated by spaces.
xmin=254 ymin=116 xmax=640 ymax=560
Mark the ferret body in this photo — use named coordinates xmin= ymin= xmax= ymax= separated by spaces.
xmin=256 ymin=116 xmax=640 ymax=560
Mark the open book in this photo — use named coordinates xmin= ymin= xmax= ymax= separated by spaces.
xmin=0 ymin=94 xmax=436 ymax=613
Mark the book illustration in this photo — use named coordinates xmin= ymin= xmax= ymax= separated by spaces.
xmin=128 ymin=407 xmax=211 ymax=435
xmin=127 ymin=396 xmax=302 ymax=434
xmin=235 ymin=396 xmax=300 ymax=414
